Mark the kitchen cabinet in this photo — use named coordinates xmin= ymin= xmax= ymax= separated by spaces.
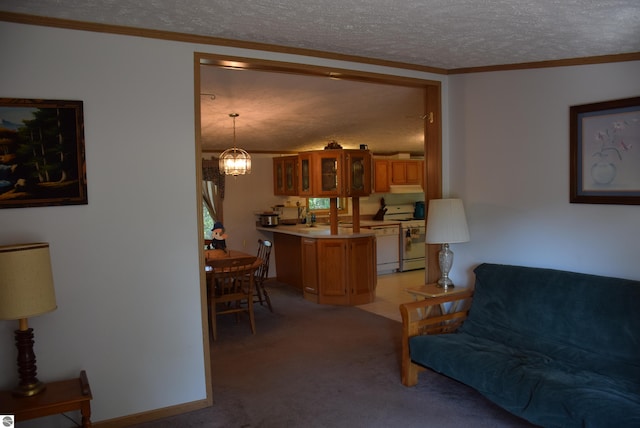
xmin=301 ymin=237 xmax=319 ymax=299
xmin=390 ymin=160 xmax=423 ymax=186
xmin=260 ymin=226 xmax=377 ymax=305
xmin=273 ymin=155 xmax=298 ymax=195
xmin=297 ymin=149 xmax=371 ymax=197
xmin=346 ymin=236 xmax=377 ymax=305
xmin=304 ymin=236 xmax=375 ymax=305
xmin=373 ymin=159 xmax=390 ymax=193
xmin=373 ymin=159 xmax=424 ymax=192
xmin=345 ymin=150 xmax=372 ymax=197
xmin=298 ymin=152 xmax=313 ymax=196
xmin=316 ymin=151 xmax=342 ymax=196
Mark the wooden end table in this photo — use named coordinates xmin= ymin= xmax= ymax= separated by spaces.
xmin=405 ymin=283 xmax=471 ymax=315
xmin=405 ymin=283 xmax=470 ymax=299
xmin=0 ymin=370 xmax=93 ymax=427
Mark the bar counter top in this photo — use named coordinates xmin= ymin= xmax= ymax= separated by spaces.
xmin=256 ymin=224 xmax=376 ymax=238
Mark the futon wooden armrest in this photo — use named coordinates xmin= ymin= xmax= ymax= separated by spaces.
xmin=399 ymin=289 xmax=474 ymax=386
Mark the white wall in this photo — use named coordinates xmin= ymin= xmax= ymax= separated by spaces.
xmin=0 ymin=23 xmax=206 ymax=425
xmin=0 ymin=21 xmax=444 ymax=425
xmin=448 ymin=62 xmax=640 ymax=286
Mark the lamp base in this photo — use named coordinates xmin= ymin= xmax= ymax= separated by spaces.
xmin=436 ymin=243 xmax=455 ymax=289
xmin=436 ymin=277 xmax=455 ymax=289
xmin=13 ymin=380 xmax=46 ymax=397
xmin=13 ymin=327 xmax=46 ymax=397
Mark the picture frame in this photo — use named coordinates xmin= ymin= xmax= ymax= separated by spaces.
xmin=570 ymin=96 xmax=640 ymax=205
xmin=0 ymin=98 xmax=87 ymax=208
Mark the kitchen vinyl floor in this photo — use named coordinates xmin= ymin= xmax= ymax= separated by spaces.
xmin=357 ymin=269 xmax=427 ymax=322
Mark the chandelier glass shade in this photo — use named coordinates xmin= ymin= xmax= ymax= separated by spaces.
xmin=219 ymin=113 xmax=251 ymax=176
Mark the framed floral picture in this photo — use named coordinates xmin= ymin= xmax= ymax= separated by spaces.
xmin=0 ymin=98 xmax=87 ymax=208
xmin=570 ymin=96 xmax=640 ymax=205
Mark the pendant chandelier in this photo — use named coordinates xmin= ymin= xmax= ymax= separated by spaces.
xmin=219 ymin=113 xmax=251 ymax=176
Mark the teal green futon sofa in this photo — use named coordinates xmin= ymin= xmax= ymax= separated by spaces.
xmin=400 ymin=263 xmax=640 ymax=428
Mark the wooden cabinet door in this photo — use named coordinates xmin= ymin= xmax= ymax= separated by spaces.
xmin=317 ymin=239 xmax=349 ymax=304
xmin=273 ymin=157 xmax=285 ymax=194
xmin=348 ymin=237 xmax=376 ymax=305
xmin=274 ymin=156 xmax=299 ymax=195
xmin=298 ymin=152 xmax=313 ymax=196
xmin=345 ymin=150 xmax=371 ymax=196
xmin=373 ymin=159 xmax=390 ymax=193
xmin=390 ymin=160 xmax=407 ymax=184
xmin=405 ymin=161 xmax=421 ymax=184
xmin=390 ymin=160 xmax=424 ymax=187
xmin=315 ymin=151 xmax=342 ymax=197
xmin=283 ymin=156 xmax=298 ymax=195
xmin=301 ymin=238 xmax=318 ymax=301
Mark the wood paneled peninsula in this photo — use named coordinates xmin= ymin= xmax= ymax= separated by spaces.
xmin=257 ymin=225 xmax=376 ymax=305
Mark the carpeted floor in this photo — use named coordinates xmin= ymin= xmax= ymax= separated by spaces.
xmin=132 ymin=283 xmax=537 ymax=427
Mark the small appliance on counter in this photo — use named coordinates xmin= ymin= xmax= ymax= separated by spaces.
xmin=258 ymin=212 xmax=279 ymax=227
xmin=270 ymin=205 xmax=300 ymax=225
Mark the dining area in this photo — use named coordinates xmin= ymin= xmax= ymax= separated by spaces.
xmin=204 ymin=240 xmax=273 ymax=340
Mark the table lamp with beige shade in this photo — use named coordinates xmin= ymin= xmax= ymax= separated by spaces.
xmin=425 ymin=199 xmax=470 ymax=289
xmin=0 ymin=242 xmax=57 ymax=396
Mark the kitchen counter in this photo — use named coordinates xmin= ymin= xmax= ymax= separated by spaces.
xmin=348 ymin=219 xmax=407 ymax=227
xmin=256 ymin=224 xmax=375 ymax=238
xmin=256 ymin=223 xmax=377 ymax=305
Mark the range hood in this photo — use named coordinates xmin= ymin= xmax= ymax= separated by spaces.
xmin=389 ymin=185 xmax=424 ymax=194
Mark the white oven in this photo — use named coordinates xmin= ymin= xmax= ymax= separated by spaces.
xmin=383 ymin=204 xmax=426 ymax=272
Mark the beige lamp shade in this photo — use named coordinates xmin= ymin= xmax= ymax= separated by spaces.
xmin=0 ymin=243 xmax=57 ymax=320
xmin=425 ymin=199 xmax=470 ymax=244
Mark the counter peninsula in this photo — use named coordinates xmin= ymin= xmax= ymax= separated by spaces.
xmin=257 ymin=224 xmax=377 ymax=305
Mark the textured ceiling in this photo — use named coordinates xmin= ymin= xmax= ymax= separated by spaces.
xmin=200 ymin=65 xmax=427 ymax=154
xmin=2 ymin=0 xmax=639 ymax=70
xmin=2 ymin=0 xmax=639 ymax=154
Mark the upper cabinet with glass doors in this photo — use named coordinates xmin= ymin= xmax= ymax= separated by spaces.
xmin=345 ymin=150 xmax=371 ymax=197
xmin=273 ymin=155 xmax=298 ymax=195
xmin=297 ymin=149 xmax=371 ymax=197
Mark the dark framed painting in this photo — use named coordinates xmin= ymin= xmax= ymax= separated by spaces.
xmin=570 ymin=96 xmax=640 ymax=205
xmin=0 ymin=98 xmax=87 ymax=208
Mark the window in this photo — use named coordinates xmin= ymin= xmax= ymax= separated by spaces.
xmin=203 ymin=201 xmax=214 ymax=239
xmin=307 ymin=197 xmax=348 ymax=213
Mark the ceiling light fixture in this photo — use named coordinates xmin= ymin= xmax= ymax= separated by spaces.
xmin=219 ymin=113 xmax=251 ymax=176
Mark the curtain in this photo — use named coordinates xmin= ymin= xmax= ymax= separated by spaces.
xmin=202 ymin=159 xmax=224 ymax=223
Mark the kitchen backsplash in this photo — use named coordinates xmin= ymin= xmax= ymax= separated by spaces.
xmin=272 ymin=192 xmax=424 ymax=220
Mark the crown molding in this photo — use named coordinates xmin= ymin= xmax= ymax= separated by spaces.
xmin=448 ymin=52 xmax=640 ymax=74
xmin=0 ymin=11 xmax=447 ymax=75
xmin=2 ymin=11 xmax=638 ymax=75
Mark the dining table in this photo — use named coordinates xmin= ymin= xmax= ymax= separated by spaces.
xmin=204 ymin=249 xmax=262 ymax=271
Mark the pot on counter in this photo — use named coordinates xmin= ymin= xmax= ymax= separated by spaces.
xmin=259 ymin=213 xmax=279 ymax=227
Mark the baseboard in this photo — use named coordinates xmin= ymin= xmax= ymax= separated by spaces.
xmin=93 ymin=398 xmax=212 ymax=427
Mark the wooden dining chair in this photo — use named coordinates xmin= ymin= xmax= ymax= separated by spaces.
xmin=253 ymin=239 xmax=273 ymax=312
xmin=206 ymin=256 xmax=259 ymax=341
